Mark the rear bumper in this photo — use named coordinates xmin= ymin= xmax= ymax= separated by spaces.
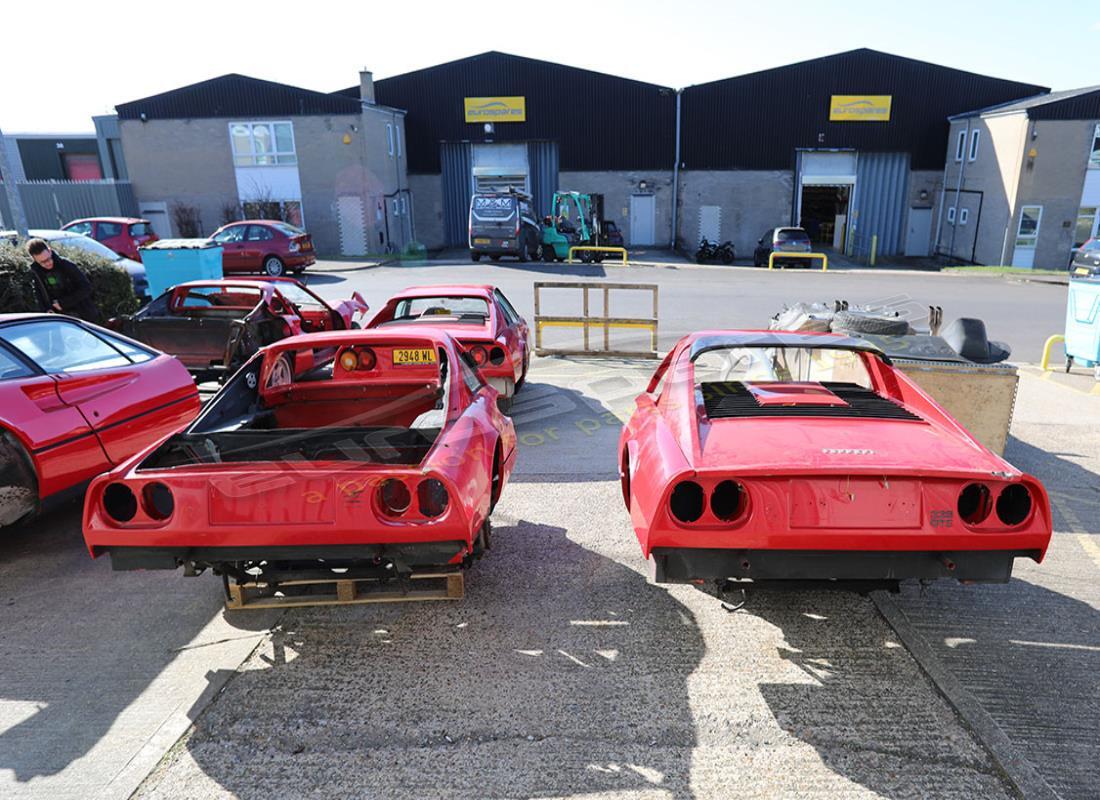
xmin=103 ymin=541 xmax=467 ymax=572
xmin=470 ymin=241 xmax=519 ymax=255
xmin=287 ymin=254 xmax=316 ymax=269
xmin=651 ymin=547 xmax=1042 ymax=584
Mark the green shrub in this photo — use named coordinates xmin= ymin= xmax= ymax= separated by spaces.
xmin=0 ymin=242 xmax=138 ymax=320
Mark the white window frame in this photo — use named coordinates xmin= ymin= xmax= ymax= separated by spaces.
xmin=1015 ymin=205 xmax=1042 ymax=247
xmin=947 ymin=206 xmax=956 ymax=224
xmin=1075 ymin=206 xmax=1099 ymax=247
xmin=396 ymin=125 xmax=402 ymax=158
xmin=386 ymin=123 xmax=394 ymax=157
xmin=959 ymin=208 xmax=969 ymax=225
xmin=1089 ymin=124 xmax=1100 ymax=170
xmin=229 ymin=121 xmax=297 ymax=167
xmin=955 ymin=129 xmax=967 ymax=162
xmin=968 ymin=129 xmax=981 ymax=162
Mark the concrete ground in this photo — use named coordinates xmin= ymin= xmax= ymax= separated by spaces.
xmin=1 ymin=261 xmax=1096 ymax=799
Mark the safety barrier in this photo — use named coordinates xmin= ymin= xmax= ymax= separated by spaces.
xmin=1040 ymin=334 xmax=1065 ymax=371
xmin=566 ymin=245 xmax=629 ymax=264
xmin=534 ymin=281 xmax=658 ymax=358
xmin=768 ymin=251 xmax=828 ymax=271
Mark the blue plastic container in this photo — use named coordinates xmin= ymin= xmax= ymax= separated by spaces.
xmin=140 ymin=239 xmax=223 ymax=298
xmin=1065 ymin=275 xmax=1100 ymax=374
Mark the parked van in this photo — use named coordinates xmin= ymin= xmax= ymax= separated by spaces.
xmin=469 ymin=191 xmax=543 ymax=262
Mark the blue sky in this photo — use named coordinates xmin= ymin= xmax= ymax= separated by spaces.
xmin=1 ymin=0 xmax=1095 ymax=132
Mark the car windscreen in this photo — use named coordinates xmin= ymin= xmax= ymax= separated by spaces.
xmin=0 ymin=319 xmax=153 ymax=374
xmin=53 ymin=235 xmax=124 ymax=262
xmin=471 ymin=196 xmax=517 ymax=220
xmin=692 ymin=346 xmax=872 ymax=388
xmin=392 ymin=297 xmax=490 ymax=321
xmin=776 ymin=229 xmax=810 ymax=243
xmin=272 ymin=283 xmax=325 ymax=309
xmin=176 ymin=286 xmax=263 ymax=309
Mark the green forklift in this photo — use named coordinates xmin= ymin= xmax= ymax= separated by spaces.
xmin=540 ymin=191 xmax=608 ymax=263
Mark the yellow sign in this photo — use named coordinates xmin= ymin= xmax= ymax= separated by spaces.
xmin=464 ymin=96 xmax=526 ymax=123
xmin=830 ymin=95 xmax=892 ymax=122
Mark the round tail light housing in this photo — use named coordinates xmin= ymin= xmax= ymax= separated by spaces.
xmin=103 ymin=483 xmax=138 ymax=523
xmin=711 ymin=480 xmax=747 ymax=522
xmin=958 ymin=483 xmax=992 ymax=525
xmin=996 ymin=484 xmax=1033 ymax=526
xmin=469 ymin=345 xmax=488 ymax=367
xmin=357 ymin=347 xmax=377 ymax=370
xmin=142 ymin=482 xmax=175 ymax=520
xmin=417 ymin=478 xmax=449 ymax=518
xmin=377 ymin=479 xmax=411 ymax=517
xmin=338 ymin=349 xmax=359 ymax=372
xmin=489 ymin=346 xmax=506 ymax=366
xmin=670 ymin=480 xmax=705 ymax=523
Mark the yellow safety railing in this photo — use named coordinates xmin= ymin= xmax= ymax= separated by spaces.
xmin=1040 ymin=334 xmax=1065 ymax=371
xmin=534 ymin=281 xmax=658 ymax=358
xmin=768 ymin=251 xmax=828 ymax=271
xmin=566 ymin=246 xmax=628 ymax=264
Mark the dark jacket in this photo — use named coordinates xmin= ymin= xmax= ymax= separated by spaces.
xmin=31 ymin=253 xmax=99 ymax=322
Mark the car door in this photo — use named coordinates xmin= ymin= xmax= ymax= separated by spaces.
xmin=493 ymin=289 xmax=528 ymax=377
xmin=211 ymin=225 xmax=248 ymax=272
xmin=128 ymin=289 xmax=204 ymax=367
xmin=243 ymin=225 xmax=276 ymax=272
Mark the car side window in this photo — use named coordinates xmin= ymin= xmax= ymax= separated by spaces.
xmin=494 ymin=290 xmax=521 ymax=325
xmin=0 ymin=320 xmax=132 ymax=374
xmin=130 ymin=223 xmax=150 ymax=236
xmin=96 ymin=222 xmax=123 ymax=240
xmin=67 ymin=222 xmax=93 ymax=236
xmin=247 ymin=225 xmax=275 ymax=241
xmin=212 ymin=226 xmax=246 ymax=244
xmin=0 ymin=345 xmax=35 ymax=380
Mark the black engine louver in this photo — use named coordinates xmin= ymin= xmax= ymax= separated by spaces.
xmin=701 ymin=382 xmax=922 ymax=421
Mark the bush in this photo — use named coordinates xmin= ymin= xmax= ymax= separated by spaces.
xmin=0 ymin=241 xmax=138 ymax=320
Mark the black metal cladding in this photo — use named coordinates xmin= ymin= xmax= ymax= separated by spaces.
xmin=680 ymin=49 xmax=1046 ymax=171
xmin=372 ymin=52 xmax=677 ymax=174
xmin=1027 ymin=89 xmax=1100 ymax=121
xmin=116 ymin=74 xmax=361 ymax=121
xmin=17 ymin=138 xmax=101 ymax=180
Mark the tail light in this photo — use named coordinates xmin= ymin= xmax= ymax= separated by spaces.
xmin=995 ymin=484 xmax=1033 ymax=526
xmin=958 ymin=483 xmax=992 ymax=525
xmin=338 ymin=347 xmax=376 ymax=372
xmin=142 ymin=482 xmax=174 ymax=520
xmin=710 ymin=480 xmax=747 ymax=522
xmin=514 ymin=218 xmax=520 ymax=236
xmin=670 ymin=480 xmax=704 ymax=523
xmin=378 ymin=479 xmax=411 ymax=517
xmin=103 ymin=483 xmax=138 ymax=523
xmin=469 ymin=345 xmax=489 ymax=367
xmin=288 ymin=240 xmax=301 ymax=253
xmin=417 ymin=479 xmax=449 ymax=518
xmin=489 ymin=346 xmax=506 ymax=366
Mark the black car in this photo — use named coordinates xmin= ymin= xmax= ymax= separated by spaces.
xmin=468 ymin=191 xmax=543 ymax=262
xmin=753 ymin=227 xmax=813 ymax=268
xmin=1071 ymin=238 xmax=1100 ymax=278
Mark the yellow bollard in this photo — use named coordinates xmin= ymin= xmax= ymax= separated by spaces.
xmin=1040 ymin=334 xmax=1065 ymax=371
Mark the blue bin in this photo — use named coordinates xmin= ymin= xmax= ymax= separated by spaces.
xmin=140 ymin=239 xmax=223 ymax=298
xmin=1065 ymin=275 xmax=1100 ymax=373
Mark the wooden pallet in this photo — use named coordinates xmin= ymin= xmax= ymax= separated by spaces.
xmin=224 ymin=571 xmax=464 ymax=610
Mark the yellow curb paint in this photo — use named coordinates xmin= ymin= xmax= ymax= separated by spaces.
xmin=1050 ymin=495 xmax=1100 ymax=571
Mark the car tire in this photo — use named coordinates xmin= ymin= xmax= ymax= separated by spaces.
xmin=515 ymin=351 xmax=529 ymax=392
xmin=471 ymin=252 xmax=482 ymax=262
xmin=542 ymin=246 xmax=555 ymax=263
xmin=831 ymin=310 xmax=911 ymax=336
xmin=489 ymin=442 xmax=503 ymax=513
xmin=496 ymin=394 xmax=513 ymax=414
xmin=263 ymin=256 xmax=285 ymax=277
xmin=491 ymin=255 xmax=501 ymax=262
xmin=517 ymin=242 xmax=528 ymax=263
xmin=0 ymin=430 xmax=39 ymax=528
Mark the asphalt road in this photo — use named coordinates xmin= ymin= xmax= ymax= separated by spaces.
xmin=0 ymin=263 xmax=1095 ymax=800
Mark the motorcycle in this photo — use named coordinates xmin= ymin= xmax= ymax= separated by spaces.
xmin=695 ymin=238 xmax=718 ymax=263
xmin=715 ymin=240 xmax=735 ymax=264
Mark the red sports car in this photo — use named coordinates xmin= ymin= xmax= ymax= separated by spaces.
xmin=367 ymin=285 xmax=530 ymax=410
xmin=0 ymin=313 xmax=200 ymax=527
xmin=82 ymin=329 xmax=516 ymax=584
xmin=208 ymin=220 xmax=316 ymax=276
xmin=619 ymin=331 xmax=1051 ymax=589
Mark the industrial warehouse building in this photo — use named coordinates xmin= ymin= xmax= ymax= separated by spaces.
xmin=101 ymin=49 xmax=1056 ymax=261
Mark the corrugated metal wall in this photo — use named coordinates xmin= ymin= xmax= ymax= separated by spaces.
xmin=440 ymin=142 xmax=473 ymax=246
xmin=681 ymin=49 xmax=1045 ymax=171
xmin=527 ymin=141 xmax=559 ymax=219
xmin=1 ymin=181 xmax=138 ymax=230
xmin=851 ymin=152 xmax=910 ymax=257
xmin=375 ymin=52 xmax=676 ymax=174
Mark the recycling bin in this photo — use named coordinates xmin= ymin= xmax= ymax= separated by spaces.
xmin=140 ymin=239 xmax=223 ymax=298
xmin=1064 ymin=273 xmax=1100 ymax=378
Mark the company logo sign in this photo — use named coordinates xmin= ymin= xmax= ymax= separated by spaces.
xmin=464 ymin=96 xmax=526 ymax=123
xmin=829 ymin=95 xmax=892 ymax=122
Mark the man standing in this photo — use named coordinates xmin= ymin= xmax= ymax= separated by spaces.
xmin=26 ymin=238 xmax=99 ymax=322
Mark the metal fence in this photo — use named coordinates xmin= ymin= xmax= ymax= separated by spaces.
xmin=0 ymin=180 xmax=138 ymax=231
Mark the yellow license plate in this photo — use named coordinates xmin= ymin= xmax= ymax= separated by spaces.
xmin=474 ymin=238 xmax=490 ymax=244
xmin=1076 ymin=267 xmax=1090 ymax=276
xmin=393 ymin=348 xmax=437 ymax=365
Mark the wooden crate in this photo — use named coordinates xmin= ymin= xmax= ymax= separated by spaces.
xmin=225 ymin=570 xmax=464 ymax=610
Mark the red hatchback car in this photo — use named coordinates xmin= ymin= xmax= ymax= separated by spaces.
xmin=209 ymin=220 xmax=317 ymax=277
xmin=61 ymin=217 xmax=158 ymax=262
xmin=0 ymin=313 xmax=200 ymax=528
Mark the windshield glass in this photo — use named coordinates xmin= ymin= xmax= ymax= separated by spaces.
xmin=272 ymin=282 xmax=324 ymax=309
xmin=392 ymin=296 xmax=490 ymax=321
xmin=54 ymin=235 xmax=123 ymax=262
xmin=692 ymin=346 xmax=872 ymax=388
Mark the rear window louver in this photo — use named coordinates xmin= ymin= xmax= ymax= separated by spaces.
xmin=700 ymin=382 xmax=922 ymax=421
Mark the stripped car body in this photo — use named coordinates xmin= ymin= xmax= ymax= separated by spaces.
xmin=109 ymin=278 xmax=368 ymax=380
xmin=619 ymin=330 xmax=1051 ymax=589
xmin=82 ymin=329 xmax=516 ymax=584
xmin=366 ymin=285 xmax=529 ymax=408
xmin=0 ymin=313 xmax=199 ymax=527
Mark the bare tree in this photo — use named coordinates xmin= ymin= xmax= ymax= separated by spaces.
xmin=170 ymin=202 xmax=202 ymax=237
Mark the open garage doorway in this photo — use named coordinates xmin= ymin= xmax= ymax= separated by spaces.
xmin=799 ymin=184 xmax=851 ymax=250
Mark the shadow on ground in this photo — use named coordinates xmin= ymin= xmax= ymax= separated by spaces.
xmin=139 ymin=521 xmax=705 ymax=800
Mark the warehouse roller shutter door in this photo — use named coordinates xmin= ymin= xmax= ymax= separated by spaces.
xmin=441 ymin=142 xmax=473 ymax=247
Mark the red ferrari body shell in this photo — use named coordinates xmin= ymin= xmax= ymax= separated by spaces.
xmin=619 ymin=330 xmax=1052 ymax=584
xmin=81 ymin=329 xmax=516 ymax=569
xmin=0 ymin=314 xmax=200 ymax=501
xmin=366 ymin=285 xmax=529 ymax=392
